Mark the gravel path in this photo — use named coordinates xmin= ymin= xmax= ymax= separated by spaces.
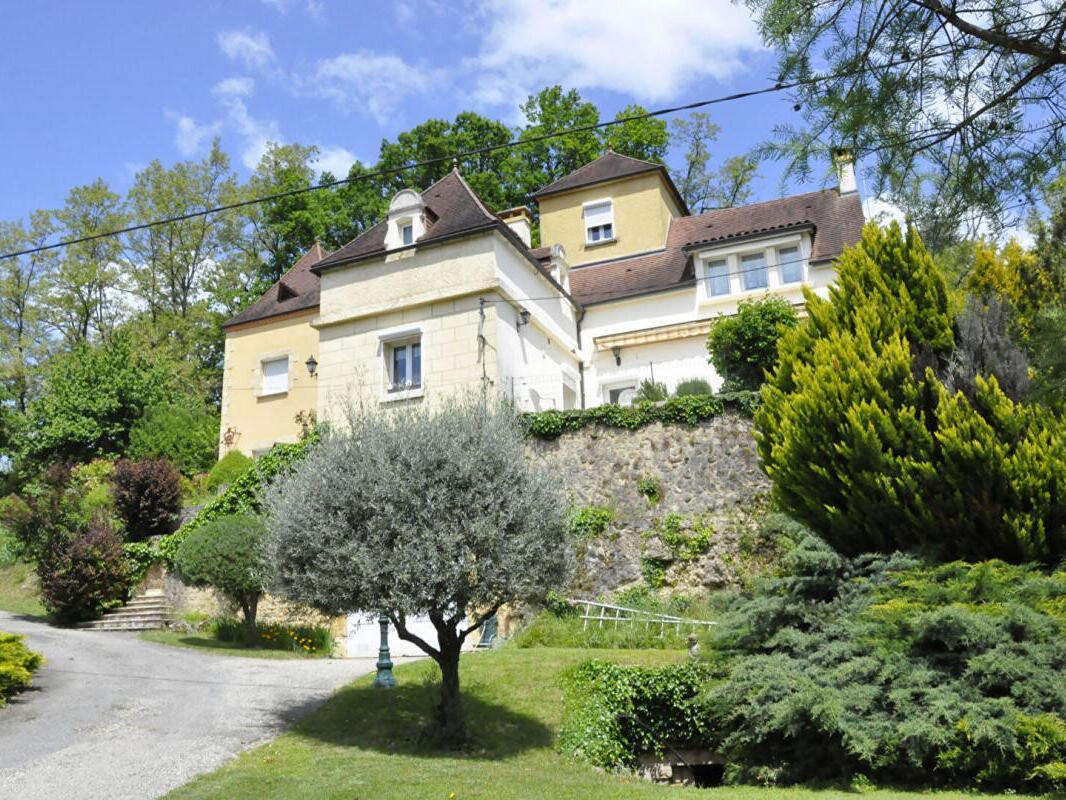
xmin=0 ymin=611 xmax=378 ymax=799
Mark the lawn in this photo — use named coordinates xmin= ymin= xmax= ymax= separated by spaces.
xmin=0 ymin=560 xmax=46 ymax=618
xmin=165 ymin=647 xmax=1030 ymax=800
xmin=141 ymin=629 xmax=315 ymax=660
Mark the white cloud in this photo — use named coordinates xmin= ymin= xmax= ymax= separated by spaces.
xmin=260 ymin=0 xmax=323 ymax=16
xmin=167 ymin=112 xmax=221 ymax=157
xmin=310 ymin=51 xmax=432 ymax=123
xmin=468 ymin=0 xmax=763 ymax=107
xmin=315 ymin=145 xmax=357 ymax=178
xmin=216 ymin=95 xmax=284 ymax=170
xmin=212 ymin=76 xmax=255 ymax=97
xmin=217 ymin=29 xmax=276 ymax=70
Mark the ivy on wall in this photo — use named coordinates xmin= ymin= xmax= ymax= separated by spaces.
xmin=521 ymin=392 xmax=759 ymax=440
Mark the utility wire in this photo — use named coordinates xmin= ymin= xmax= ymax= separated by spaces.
xmin=0 ymin=43 xmax=975 ymax=263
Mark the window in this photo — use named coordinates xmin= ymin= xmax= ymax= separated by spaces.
xmin=261 ymin=357 xmax=289 ymax=396
xmin=401 ymin=223 xmax=413 ymax=245
xmin=386 ymin=339 xmax=421 ymax=392
xmin=706 ymin=259 xmax=730 ymax=296
xmin=778 ymin=245 xmax=804 ymax=284
xmin=608 ymin=385 xmax=637 ymax=406
xmin=741 ymin=252 xmax=768 ymax=291
xmin=584 ymin=200 xmax=614 ymax=244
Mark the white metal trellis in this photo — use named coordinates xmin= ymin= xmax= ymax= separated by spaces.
xmin=565 ymin=598 xmax=716 ymax=638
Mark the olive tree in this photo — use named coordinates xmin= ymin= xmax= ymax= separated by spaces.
xmin=265 ymin=394 xmax=570 ymax=743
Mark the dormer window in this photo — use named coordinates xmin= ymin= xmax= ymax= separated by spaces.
xmin=583 ymin=199 xmax=614 ymax=245
xmin=385 ymin=189 xmax=425 ymax=251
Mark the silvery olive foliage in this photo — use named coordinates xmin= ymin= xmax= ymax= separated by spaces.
xmin=265 ymin=392 xmax=570 ymax=741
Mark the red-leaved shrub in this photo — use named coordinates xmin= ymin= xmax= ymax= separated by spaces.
xmin=112 ymin=458 xmax=182 ymax=541
xmin=36 ymin=519 xmax=131 ymax=623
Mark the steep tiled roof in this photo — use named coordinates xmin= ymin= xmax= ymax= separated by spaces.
xmin=532 ymin=151 xmax=689 ymax=213
xmin=569 ymin=189 xmax=864 ymax=306
xmin=313 ymin=170 xmax=501 ymax=272
xmin=222 ymin=242 xmax=329 ymax=329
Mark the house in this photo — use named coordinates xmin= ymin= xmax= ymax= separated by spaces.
xmin=217 ymin=151 xmax=863 ymax=455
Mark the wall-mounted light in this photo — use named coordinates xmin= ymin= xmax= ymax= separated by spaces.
xmin=516 ymin=308 xmax=531 ymax=330
xmin=612 ymin=346 xmax=621 ymax=366
xmin=305 ymin=355 xmax=318 ymax=377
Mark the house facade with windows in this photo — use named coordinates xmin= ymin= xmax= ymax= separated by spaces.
xmin=217 ymin=152 xmax=863 ymax=456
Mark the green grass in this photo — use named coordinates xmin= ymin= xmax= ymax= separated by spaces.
xmin=164 ymin=647 xmax=1031 ymax=800
xmin=0 ymin=561 xmax=46 ymax=618
xmin=140 ymin=630 xmax=319 ymax=660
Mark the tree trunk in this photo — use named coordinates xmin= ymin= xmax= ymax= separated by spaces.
xmin=433 ymin=637 xmax=466 ymax=746
xmin=240 ymin=592 xmax=260 ymax=641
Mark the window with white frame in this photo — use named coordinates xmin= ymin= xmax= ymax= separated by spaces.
xmin=740 ymin=252 xmax=768 ymax=291
xmin=706 ymin=259 xmax=730 ymax=296
xmin=583 ymin=200 xmax=614 ymax=244
xmin=607 ymin=384 xmax=637 ymax=406
xmin=385 ymin=338 xmax=422 ymax=392
xmin=778 ymin=245 xmax=803 ymax=283
xmin=401 ymin=222 xmax=414 ymax=245
xmin=261 ymin=356 xmax=289 ymax=396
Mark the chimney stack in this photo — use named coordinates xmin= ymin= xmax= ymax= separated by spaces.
xmin=833 ymin=148 xmax=858 ymax=195
xmin=498 ymin=206 xmax=533 ymax=247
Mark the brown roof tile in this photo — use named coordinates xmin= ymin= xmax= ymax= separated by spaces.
xmin=313 ymin=170 xmax=502 ymax=272
xmin=222 ymin=242 xmax=330 ymax=329
xmin=569 ymin=189 xmax=864 ymax=306
xmin=532 ymin=151 xmax=689 ymax=213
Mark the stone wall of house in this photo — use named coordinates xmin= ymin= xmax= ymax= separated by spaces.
xmin=525 ymin=412 xmax=772 ymax=600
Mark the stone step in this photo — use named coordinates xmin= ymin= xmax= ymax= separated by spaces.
xmin=78 ymin=591 xmax=175 ymax=631
xmin=81 ymin=619 xmax=169 ymax=631
xmin=95 ymin=606 xmax=170 ymax=619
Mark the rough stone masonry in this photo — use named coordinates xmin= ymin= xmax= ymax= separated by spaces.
xmin=526 ymin=413 xmax=772 ymax=598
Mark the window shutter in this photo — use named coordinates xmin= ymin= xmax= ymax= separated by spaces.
xmin=262 ymin=357 xmax=289 ymax=395
xmin=583 ymin=201 xmax=613 ymax=228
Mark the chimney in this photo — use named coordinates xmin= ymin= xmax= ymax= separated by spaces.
xmin=549 ymin=243 xmax=569 ymax=290
xmin=833 ymin=148 xmax=858 ymax=195
xmin=498 ymin=206 xmax=533 ymax=247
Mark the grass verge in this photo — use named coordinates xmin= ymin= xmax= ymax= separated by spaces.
xmin=0 ymin=561 xmax=46 ymax=618
xmin=140 ymin=630 xmax=322 ymax=660
xmin=164 ymin=647 xmax=1030 ymax=800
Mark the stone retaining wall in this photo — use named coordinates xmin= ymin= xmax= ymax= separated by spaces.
xmin=526 ymin=413 xmax=772 ymax=598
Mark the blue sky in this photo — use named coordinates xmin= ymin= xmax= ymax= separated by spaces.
xmin=0 ymin=0 xmax=850 ymax=224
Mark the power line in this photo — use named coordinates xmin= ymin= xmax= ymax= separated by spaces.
xmin=0 ymin=43 xmax=974 ymax=264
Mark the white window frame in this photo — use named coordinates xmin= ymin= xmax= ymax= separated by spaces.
xmin=601 ymin=378 xmax=639 ymax=407
xmin=260 ymin=356 xmax=289 ymax=397
xmin=401 ymin=221 xmax=414 ymax=246
xmin=379 ymin=326 xmax=424 ymax=402
xmin=777 ymin=244 xmax=804 ymax=284
xmin=583 ymin=198 xmax=615 ymax=246
xmin=694 ymin=232 xmax=810 ymax=305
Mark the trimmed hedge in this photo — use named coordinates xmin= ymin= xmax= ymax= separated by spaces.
xmin=0 ymin=632 xmax=43 ymax=706
xmin=159 ymin=437 xmax=317 ymax=564
xmin=522 ymin=392 xmax=758 ymax=440
xmin=559 ymin=659 xmax=712 ymax=769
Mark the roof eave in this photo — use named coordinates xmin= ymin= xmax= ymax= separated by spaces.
xmin=681 ymin=221 xmax=816 ymax=253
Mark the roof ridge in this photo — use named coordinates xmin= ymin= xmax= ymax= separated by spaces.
xmin=449 ymin=169 xmax=497 ymax=223
xmin=683 ymin=187 xmax=841 ymax=221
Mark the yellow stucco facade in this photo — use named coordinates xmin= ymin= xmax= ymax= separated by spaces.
xmin=538 ymin=171 xmax=684 ymax=266
xmin=219 ymin=310 xmax=319 ymax=457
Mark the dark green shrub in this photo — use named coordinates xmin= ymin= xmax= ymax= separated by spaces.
xmin=637 ymin=475 xmax=662 ymax=505
xmin=206 ymin=449 xmax=252 ymax=493
xmin=36 ymin=519 xmax=131 ymax=623
xmin=0 ymin=632 xmax=43 ymax=705
xmin=160 ymin=437 xmax=316 ymax=564
xmin=699 ymin=532 xmax=1066 ymax=791
xmin=567 ymin=506 xmax=613 ymax=539
xmin=673 ymin=378 xmax=713 ymax=397
xmin=0 ymin=464 xmax=84 ymax=561
xmin=128 ymin=402 xmax=219 ymax=476
xmin=173 ymin=514 xmax=267 ymax=636
xmin=757 ymin=223 xmax=1066 ymax=564
xmin=559 ymin=660 xmax=712 ymax=768
xmin=111 ymin=458 xmax=182 ymax=541
xmin=707 ymin=296 xmax=800 ymax=390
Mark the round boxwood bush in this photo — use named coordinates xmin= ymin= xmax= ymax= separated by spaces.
xmin=206 ymin=450 xmax=253 ymax=494
xmin=173 ymin=513 xmax=267 ymax=636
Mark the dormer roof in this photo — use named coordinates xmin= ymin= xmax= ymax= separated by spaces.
xmin=313 ymin=169 xmax=520 ymax=272
xmin=532 ymin=151 xmax=689 ymax=214
xmin=222 ymin=241 xmax=330 ymax=329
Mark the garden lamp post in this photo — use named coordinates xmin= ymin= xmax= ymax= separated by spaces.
xmin=373 ymin=612 xmax=396 ymax=688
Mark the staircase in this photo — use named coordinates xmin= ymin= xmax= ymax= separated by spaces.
xmin=79 ymin=590 xmax=174 ymax=631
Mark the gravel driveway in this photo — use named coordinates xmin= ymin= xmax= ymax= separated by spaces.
xmin=0 ymin=611 xmax=379 ymax=799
